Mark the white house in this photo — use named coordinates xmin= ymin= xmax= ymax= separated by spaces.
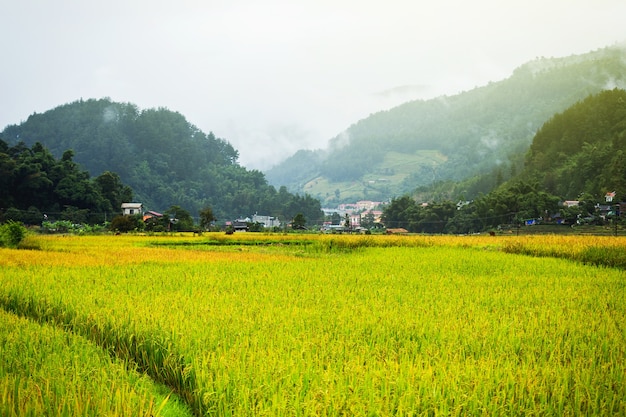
xmin=252 ymin=214 xmax=281 ymax=228
xmin=121 ymin=202 xmax=143 ymax=216
xmin=562 ymin=200 xmax=580 ymax=208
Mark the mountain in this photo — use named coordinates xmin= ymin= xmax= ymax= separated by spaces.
xmin=266 ymin=44 xmax=626 ymax=206
xmin=1 ymin=99 xmax=323 ymax=223
xmin=522 ymin=88 xmax=626 ymax=199
xmin=380 ymin=88 xmax=626 ymax=234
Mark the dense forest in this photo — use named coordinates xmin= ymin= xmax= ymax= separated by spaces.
xmin=524 ymin=89 xmax=626 ymax=198
xmin=267 ymin=45 xmax=626 ymax=206
xmin=382 ymin=89 xmax=626 ymax=233
xmin=1 ymin=99 xmax=323 ymax=225
xmin=0 ymin=139 xmax=132 ymax=224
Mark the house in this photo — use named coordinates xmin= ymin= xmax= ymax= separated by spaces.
xmin=121 ymin=202 xmax=143 ymax=216
xmin=228 ymin=220 xmax=249 ymax=232
xmin=562 ymin=200 xmax=580 ymax=208
xmin=605 ymin=191 xmax=616 ymax=203
xmin=143 ymin=211 xmax=163 ymax=223
xmin=363 ymin=210 xmax=383 ymax=223
xmin=355 ymin=200 xmax=382 ymax=211
xmin=252 ymin=214 xmax=281 ymax=228
xmin=456 ymin=200 xmax=472 ymax=210
xmin=338 ymin=203 xmax=358 ymax=213
xmin=596 ymin=204 xmax=613 ymax=219
xmin=321 ymin=225 xmax=346 ymax=233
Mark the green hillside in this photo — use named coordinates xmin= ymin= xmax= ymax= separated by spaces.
xmin=523 ymin=88 xmax=626 ymax=199
xmin=1 ymin=99 xmax=323 ymax=224
xmin=302 ymin=150 xmax=447 ymax=202
xmin=381 ymin=89 xmax=626 ymax=234
xmin=267 ymin=44 xmax=626 ymax=206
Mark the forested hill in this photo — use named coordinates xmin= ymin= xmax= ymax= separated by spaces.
xmin=522 ymin=88 xmax=626 ymax=199
xmin=1 ymin=98 xmax=323 ymax=223
xmin=380 ymin=89 xmax=626 ymax=234
xmin=266 ymin=44 xmax=626 ymax=206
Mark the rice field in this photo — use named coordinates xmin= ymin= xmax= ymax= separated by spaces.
xmin=0 ymin=309 xmax=190 ymax=417
xmin=1 ymin=233 xmax=625 ymax=416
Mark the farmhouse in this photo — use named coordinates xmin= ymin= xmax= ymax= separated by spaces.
xmin=321 ymin=224 xmax=346 ymax=233
xmin=562 ymin=200 xmax=580 ymax=208
xmin=252 ymin=214 xmax=281 ymax=228
xmin=227 ymin=220 xmax=249 ymax=232
xmin=121 ymin=202 xmax=143 ymax=216
xmin=605 ymin=191 xmax=616 ymax=202
xmin=142 ymin=211 xmax=163 ymax=225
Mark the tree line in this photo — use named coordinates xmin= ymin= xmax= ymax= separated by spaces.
xmin=0 ymin=138 xmax=324 ymax=230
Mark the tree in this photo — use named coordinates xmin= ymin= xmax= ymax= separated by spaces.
xmin=199 ymin=206 xmax=217 ymax=230
xmin=0 ymin=221 xmax=27 ymax=248
xmin=292 ymin=213 xmax=306 ymax=230
xmin=164 ymin=205 xmax=194 ymax=231
xmin=361 ymin=212 xmax=376 ymax=229
xmin=382 ymin=195 xmax=418 ymax=230
xmin=109 ymin=214 xmax=143 ymax=233
xmin=95 ymin=171 xmax=133 ymax=213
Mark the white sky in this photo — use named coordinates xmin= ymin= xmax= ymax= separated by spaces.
xmin=1 ymin=1 xmax=625 ymax=170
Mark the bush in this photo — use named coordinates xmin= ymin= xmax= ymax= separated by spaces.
xmin=0 ymin=221 xmax=27 ymax=248
xmin=109 ymin=215 xmax=144 ymax=233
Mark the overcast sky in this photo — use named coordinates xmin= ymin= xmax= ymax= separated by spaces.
xmin=1 ymin=1 xmax=625 ymax=170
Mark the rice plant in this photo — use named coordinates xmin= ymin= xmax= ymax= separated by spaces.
xmin=0 ymin=310 xmax=192 ymax=417
xmin=0 ymin=233 xmax=624 ymax=415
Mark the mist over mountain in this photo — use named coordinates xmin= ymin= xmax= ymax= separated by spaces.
xmin=266 ymin=44 xmax=626 ymax=206
xmin=381 ymin=88 xmax=626 ymax=234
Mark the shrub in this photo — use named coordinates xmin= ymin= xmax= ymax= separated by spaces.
xmin=109 ymin=215 xmax=144 ymax=233
xmin=0 ymin=221 xmax=27 ymax=248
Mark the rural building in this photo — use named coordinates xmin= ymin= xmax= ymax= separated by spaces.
xmin=252 ymin=214 xmax=281 ymax=228
xmin=143 ymin=210 xmax=163 ymax=223
xmin=363 ymin=210 xmax=383 ymax=223
xmin=355 ymin=200 xmax=383 ymax=211
xmin=605 ymin=191 xmax=616 ymax=202
xmin=121 ymin=202 xmax=143 ymax=216
xmin=226 ymin=219 xmax=250 ymax=232
xmin=321 ymin=225 xmax=346 ymax=233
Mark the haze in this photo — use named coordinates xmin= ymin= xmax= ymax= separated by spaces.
xmin=1 ymin=1 xmax=625 ymax=170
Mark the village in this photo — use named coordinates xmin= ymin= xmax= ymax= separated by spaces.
xmin=119 ymin=190 xmax=625 ymax=235
xmin=120 ymin=200 xmax=387 ymax=233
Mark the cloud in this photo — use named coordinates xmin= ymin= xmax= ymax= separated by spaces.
xmin=1 ymin=0 xmax=625 ymax=170
xmin=102 ymin=105 xmax=119 ymax=124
